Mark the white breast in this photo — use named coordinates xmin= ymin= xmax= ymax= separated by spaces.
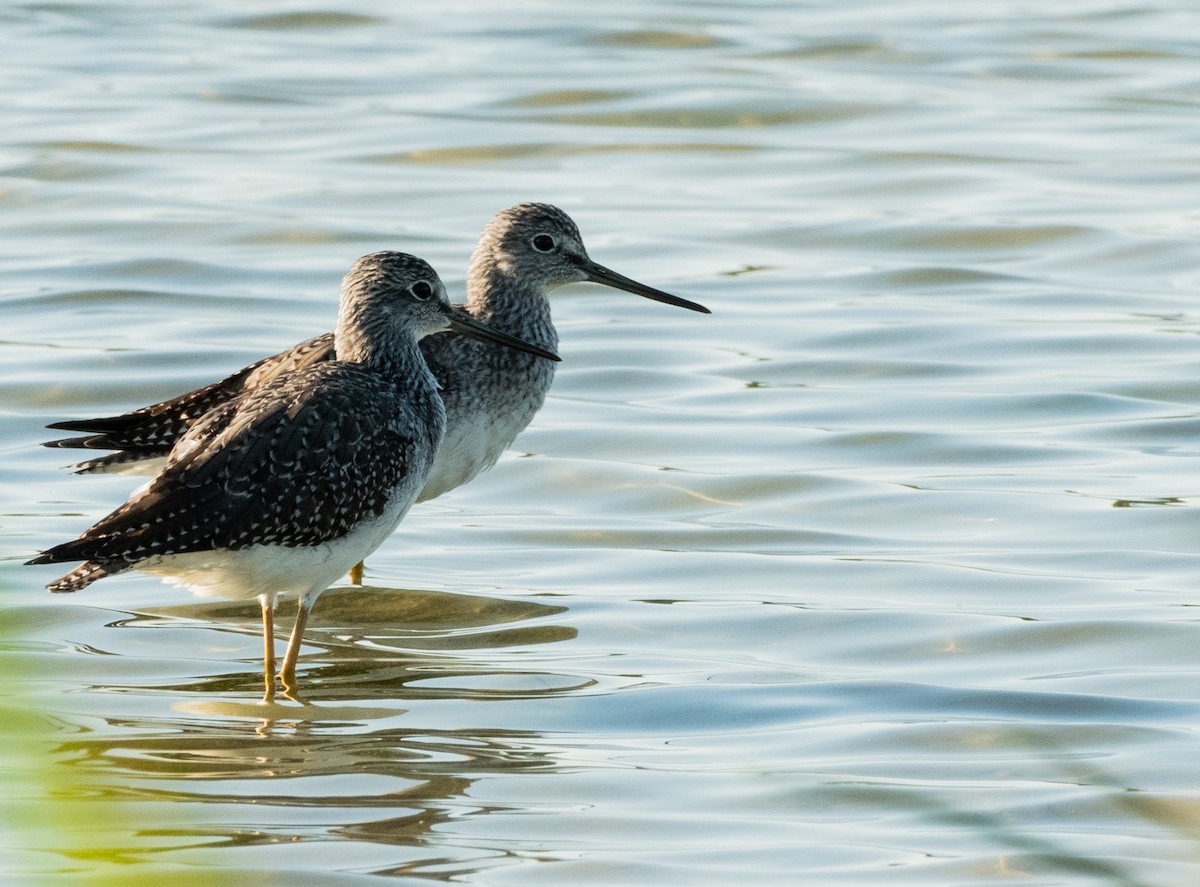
xmin=418 ymin=400 xmax=533 ymax=502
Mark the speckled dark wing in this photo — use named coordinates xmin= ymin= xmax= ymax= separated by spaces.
xmin=31 ymin=361 xmax=438 ymax=569
xmin=43 ymin=333 xmax=337 ymax=458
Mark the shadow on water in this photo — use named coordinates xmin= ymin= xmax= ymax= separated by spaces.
xmin=1 ymin=579 xmax=581 ymax=882
xmin=53 ymin=722 xmax=563 ymax=880
xmin=132 ymin=584 xmax=578 ymax=703
xmin=4 ymin=575 xmax=1196 ymax=884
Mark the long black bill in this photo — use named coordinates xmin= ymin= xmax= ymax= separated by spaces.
xmin=582 ymin=261 xmax=711 ymax=314
xmin=445 ymin=305 xmax=561 ymax=361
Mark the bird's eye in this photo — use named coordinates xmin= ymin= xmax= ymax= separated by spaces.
xmin=409 ymin=280 xmax=434 ymax=301
xmin=531 ymin=233 xmax=557 ymax=253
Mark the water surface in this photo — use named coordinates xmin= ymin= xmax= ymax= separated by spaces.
xmin=4 ymin=1 xmax=1200 ymax=884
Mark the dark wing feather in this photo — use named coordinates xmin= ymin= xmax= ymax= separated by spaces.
xmin=43 ymin=333 xmax=337 ymax=452
xmin=32 ymin=362 xmax=434 ymax=568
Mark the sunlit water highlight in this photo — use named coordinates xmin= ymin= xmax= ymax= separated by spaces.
xmin=4 ymin=1 xmax=1200 ymax=884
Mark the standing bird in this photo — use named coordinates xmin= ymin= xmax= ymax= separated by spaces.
xmin=27 ymin=252 xmax=559 ymax=701
xmin=43 ymin=204 xmax=710 ymax=582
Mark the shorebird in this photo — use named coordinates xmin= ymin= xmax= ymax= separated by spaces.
xmin=44 ymin=204 xmax=710 ymax=583
xmin=27 ymin=252 xmax=560 ymax=701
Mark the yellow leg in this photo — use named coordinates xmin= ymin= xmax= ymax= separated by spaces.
xmin=259 ymin=594 xmax=276 ymax=704
xmin=349 ymin=561 xmax=364 ymax=585
xmin=280 ymin=597 xmax=312 ymax=701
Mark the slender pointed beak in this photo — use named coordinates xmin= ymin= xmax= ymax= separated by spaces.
xmin=581 ymin=260 xmax=711 ymax=314
xmin=444 ymin=305 xmax=561 ymax=361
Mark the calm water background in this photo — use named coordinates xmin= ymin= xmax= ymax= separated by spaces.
xmin=3 ymin=1 xmax=1200 ymax=884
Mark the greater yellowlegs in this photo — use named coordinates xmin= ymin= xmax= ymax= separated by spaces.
xmin=44 ymin=204 xmax=710 ymax=582
xmin=28 ymin=252 xmax=559 ymax=701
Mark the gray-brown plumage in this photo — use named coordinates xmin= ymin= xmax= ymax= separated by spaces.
xmin=45 ymin=205 xmax=709 ymax=497
xmin=47 ymin=334 xmax=334 ymax=463
xmin=28 ymin=251 xmax=559 ymax=700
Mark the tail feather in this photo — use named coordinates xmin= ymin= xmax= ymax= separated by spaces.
xmin=69 ymin=451 xmax=165 ymax=476
xmin=45 ymin=415 xmax=126 ymax=434
xmin=45 ymin=414 xmax=144 ymax=435
xmin=41 ymin=430 xmax=167 ymax=474
xmin=28 ymin=533 xmax=135 ymax=591
xmin=40 ymin=560 xmax=129 ymax=593
xmin=42 ymin=427 xmax=178 ymax=452
xmin=43 ymin=432 xmax=135 ymax=451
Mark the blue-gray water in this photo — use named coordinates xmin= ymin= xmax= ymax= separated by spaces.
xmin=4 ymin=2 xmax=1200 ymax=884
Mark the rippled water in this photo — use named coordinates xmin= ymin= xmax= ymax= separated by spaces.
xmin=5 ymin=1 xmax=1200 ymax=884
